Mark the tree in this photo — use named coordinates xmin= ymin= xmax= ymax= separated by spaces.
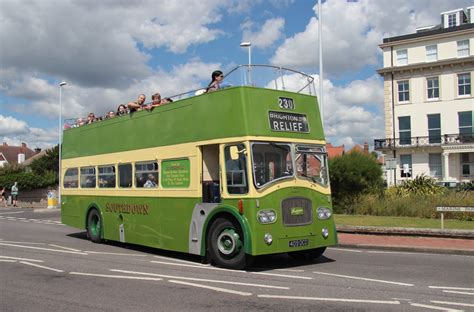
xmin=30 ymin=145 xmax=59 ymax=177
xmin=329 ymin=152 xmax=384 ymax=213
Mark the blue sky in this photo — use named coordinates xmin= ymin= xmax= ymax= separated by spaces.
xmin=1 ymin=0 xmax=472 ymax=149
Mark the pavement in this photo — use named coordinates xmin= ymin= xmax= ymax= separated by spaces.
xmin=5 ymin=202 xmax=474 ymax=255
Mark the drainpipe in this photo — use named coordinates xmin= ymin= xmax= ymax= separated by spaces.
xmin=390 ymin=46 xmax=397 ymax=186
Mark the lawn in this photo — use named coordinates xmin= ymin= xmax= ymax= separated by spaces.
xmin=334 ymin=214 xmax=474 ymax=230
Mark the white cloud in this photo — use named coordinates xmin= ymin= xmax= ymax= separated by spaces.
xmin=0 ymin=115 xmax=29 ymax=135
xmin=0 ymin=115 xmax=56 ymax=149
xmin=241 ymin=17 xmax=285 ymax=49
xmin=270 ymin=0 xmax=473 ymax=76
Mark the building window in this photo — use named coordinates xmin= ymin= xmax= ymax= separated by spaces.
xmin=448 ymin=13 xmax=456 ymax=27
xmin=458 ymin=73 xmax=471 ymax=96
xmin=426 ymin=45 xmax=437 ymax=62
xmin=458 ymin=111 xmax=473 ymax=141
xmin=461 ymin=153 xmax=474 ymax=177
xmin=400 ymin=154 xmax=412 ymax=178
xmin=428 ymin=114 xmax=441 ymax=144
xmin=398 ymin=116 xmax=411 ymax=145
xmin=398 ymin=80 xmax=409 ymax=103
xmin=429 ymin=154 xmax=442 ymax=177
xmin=135 ymin=161 xmax=159 ymax=188
xmin=98 ymin=165 xmax=116 ymax=188
xmin=396 ymin=49 xmax=408 ymax=65
xmin=80 ymin=167 xmax=96 ymax=188
xmin=457 ymin=40 xmax=469 ymax=57
xmin=118 ymin=163 xmax=132 ymax=188
xmin=427 ymin=77 xmax=439 ymax=99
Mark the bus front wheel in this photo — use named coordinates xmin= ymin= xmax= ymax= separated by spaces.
xmin=87 ymin=209 xmax=103 ymax=243
xmin=207 ymin=217 xmax=249 ymax=270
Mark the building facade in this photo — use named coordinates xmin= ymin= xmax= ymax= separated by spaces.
xmin=375 ymin=7 xmax=474 ymax=186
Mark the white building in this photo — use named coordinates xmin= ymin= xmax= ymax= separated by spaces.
xmin=375 ymin=7 xmax=474 ymax=186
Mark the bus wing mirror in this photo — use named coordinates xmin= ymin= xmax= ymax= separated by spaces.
xmin=229 ymin=146 xmax=239 ymax=160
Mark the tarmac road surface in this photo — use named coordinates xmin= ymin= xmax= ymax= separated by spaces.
xmin=1 ymin=208 xmax=473 ymax=312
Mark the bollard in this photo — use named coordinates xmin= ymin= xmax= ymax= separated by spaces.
xmin=47 ymin=191 xmax=58 ymax=209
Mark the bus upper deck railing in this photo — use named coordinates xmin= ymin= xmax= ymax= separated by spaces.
xmin=64 ymin=64 xmax=317 ymax=130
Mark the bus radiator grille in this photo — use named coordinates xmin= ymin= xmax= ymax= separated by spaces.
xmin=281 ymin=197 xmax=313 ymax=226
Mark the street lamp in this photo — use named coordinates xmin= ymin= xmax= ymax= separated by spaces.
xmin=240 ymin=42 xmax=252 ymax=85
xmin=58 ymin=81 xmax=67 ymax=208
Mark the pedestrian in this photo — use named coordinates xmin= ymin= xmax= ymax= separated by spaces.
xmin=11 ymin=182 xmax=19 ymax=207
xmin=1 ymin=186 xmax=8 ymax=208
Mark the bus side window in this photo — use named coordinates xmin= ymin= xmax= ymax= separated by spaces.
xmin=118 ymin=163 xmax=132 ymax=188
xmin=224 ymin=144 xmax=248 ymax=195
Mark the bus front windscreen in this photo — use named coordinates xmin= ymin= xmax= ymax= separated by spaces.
xmin=295 ymin=145 xmax=329 ymax=186
xmin=251 ymin=142 xmax=293 ymax=188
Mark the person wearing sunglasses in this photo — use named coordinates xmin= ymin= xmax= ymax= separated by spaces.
xmin=206 ymin=70 xmax=224 ymax=93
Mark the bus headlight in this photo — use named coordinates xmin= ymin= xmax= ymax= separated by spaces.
xmin=317 ymin=207 xmax=332 ymax=220
xmin=257 ymin=210 xmax=277 ymax=224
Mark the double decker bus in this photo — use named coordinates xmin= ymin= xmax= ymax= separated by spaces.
xmin=61 ymin=65 xmax=337 ymax=269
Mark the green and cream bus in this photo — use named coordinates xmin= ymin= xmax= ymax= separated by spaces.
xmin=61 ymin=65 xmax=337 ymax=269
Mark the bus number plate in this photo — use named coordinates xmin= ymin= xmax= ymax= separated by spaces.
xmin=289 ymin=239 xmax=309 ymax=247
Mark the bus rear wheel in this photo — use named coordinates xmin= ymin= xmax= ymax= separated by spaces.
xmin=87 ymin=209 xmax=103 ymax=243
xmin=207 ymin=218 xmax=248 ymax=270
xmin=289 ymin=247 xmax=326 ymax=261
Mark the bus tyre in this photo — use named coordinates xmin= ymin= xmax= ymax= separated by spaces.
xmin=207 ymin=218 xmax=248 ymax=270
xmin=289 ymin=247 xmax=326 ymax=261
xmin=87 ymin=209 xmax=103 ymax=243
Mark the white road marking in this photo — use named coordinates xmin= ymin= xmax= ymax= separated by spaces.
xmin=0 ymin=242 xmax=88 ymax=255
xmin=252 ymin=271 xmax=312 ymax=280
xmin=430 ymin=286 xmax=474 ymax=291
xmin=328 ymin=247 xmax=362 ymax=253
xmin=258 ymin=294 xmax=400 ymax=305
xmin=431 ymin=300 xmax=474 ymax=308
xmin=153 ymin=255 xmax=208 ymax=266
xmin=84 ymin=251 xmax=146 ymax=257
xmin=313 ymin=271 xmax=414 ymax=287
xmin=0 ymin=211 xmax=24 ymax=215
xmin=443 ymin=290 xmax=474 ymax=296
xmin=0 ymin=259 xmax=16 ymax=262
xmin=110 ymin=269 xmax=290 ymax=290
xmin=409 ymin=302 xmax=463 ymax=312
xmin=49 ymin=244 xmax=82 ymax=252
xmin=70 ymin=272 xmax=162 ymax=281
xmin=20 ymin=220 xmax=30 ymax=222
xmin=0 ymin=240 xmax=45 ymax=245
xmin=150 ymin=260 xmax=244 ymax=273
xmin=17 ymin=217 xmax=26 ymax=220
xmin=0 ymin=256 xmax=44 ymax=262
xmin=20 ymin=261 xmax=64 ymax=273
xmin=275 ymin=268 xmax=305 ymax=272
xmin=168 ymin=279 xmax=252 ymax=296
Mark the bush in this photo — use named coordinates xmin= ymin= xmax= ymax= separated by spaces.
xmin=329 ymin=152 xmax=384 ymax=214
xmin=0 ymin=165 xmax=57 ymax=191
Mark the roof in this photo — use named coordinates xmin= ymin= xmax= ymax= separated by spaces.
xmin=21 ymin=149 xmax=48 ymax=166
xmin=381 ymin=23 xmax=474 ymax=45
xmin=0 ymin=144 xmax=37 ymax=165
xmin=326 ymin=143 xmax=345 ymax=159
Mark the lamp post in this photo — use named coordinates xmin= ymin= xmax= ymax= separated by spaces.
xmin=318 ymin=0 xmax=324 ymax=126
xmin=240 ymin=42 xmax=252 ymax=85
xmin=58 ymin=81 xmax=67 ymax=208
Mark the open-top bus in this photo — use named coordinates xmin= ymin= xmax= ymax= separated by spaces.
xmin=61 ymin=65 xmax=337 ymax=269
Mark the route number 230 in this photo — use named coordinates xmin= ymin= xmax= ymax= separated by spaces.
xmin=278 ymin=97 xmax=295 ymax=110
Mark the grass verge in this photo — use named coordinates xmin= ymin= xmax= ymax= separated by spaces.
xmin=334 ymin=214 xmax=474 ymax=230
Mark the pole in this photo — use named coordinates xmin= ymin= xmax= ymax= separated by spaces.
xmin=58 ymin=82 xmax=67 ymax=208
xmin=318 ymin=0 xmax=323 ymax=126
xmin=248 ymin=44 xmax=252 ymax=86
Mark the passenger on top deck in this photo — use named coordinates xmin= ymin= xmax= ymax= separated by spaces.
xmin=161 ymin=97 xmax=173 ymax=104
xmin=206 ymin=70 xmax=224 ymax=93
xmin=75 ymin=118 xmax=85 ymax=127
xmin=86 ymin=113 xmax=96 ymax=125
xmin=145 ymin=93 xmax=162 ymax=110
xmin=105 ymin=111 xmax=115 ymax=119
xmin=128 ymin=94 xmax=146 ymax=113
xmin=116 ymin=104 xmax=128 ymax=116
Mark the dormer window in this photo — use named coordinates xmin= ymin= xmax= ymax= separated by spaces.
xmin=448 ymin=13 xmax=457 ymax=27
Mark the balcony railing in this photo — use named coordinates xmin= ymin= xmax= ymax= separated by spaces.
xmin=374 ymin=133 xmax=474 ymax=150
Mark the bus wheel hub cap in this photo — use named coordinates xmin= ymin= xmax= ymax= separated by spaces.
xmin=217 ymin=229 xmax=241 ymax=255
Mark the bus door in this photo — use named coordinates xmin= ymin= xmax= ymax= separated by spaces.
xmin=222 ymin=143 xmax=249 ymax=197
xmin=201 ymin=145 xmax=220 ymax=203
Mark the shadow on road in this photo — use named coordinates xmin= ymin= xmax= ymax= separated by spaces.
xmin=67 ymin=231 xmax=335 ymax=271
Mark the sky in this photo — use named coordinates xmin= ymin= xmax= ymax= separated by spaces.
xmin=1 ymin=0 xmax=472 ymax=150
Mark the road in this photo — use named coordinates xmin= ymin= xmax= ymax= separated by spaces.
xmin=1 ymin=208 xmax=473 ymax=312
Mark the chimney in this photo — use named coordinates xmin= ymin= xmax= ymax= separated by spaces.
xmin=35 ymin=148 xmax=42 ymax=153
xmin=2 ymin=142 xmax=7 ymax=147
xmin=363 ymin=141 xmax=369 ymax=154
